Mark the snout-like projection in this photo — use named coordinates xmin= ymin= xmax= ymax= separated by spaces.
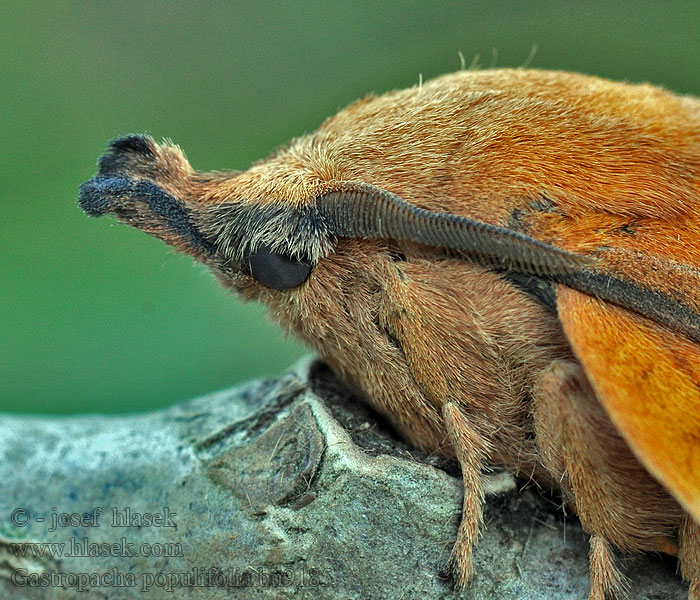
xmin=78 ymin=69 xmax=700 ymax=599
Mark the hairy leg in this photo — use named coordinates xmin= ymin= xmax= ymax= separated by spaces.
xmin=680 ymin=514 xmax=700 ymax=600
xmin=441 ymin=401 xmax=490 ymax=588
xmin=533 ymin=360 xmax=634 ymax=600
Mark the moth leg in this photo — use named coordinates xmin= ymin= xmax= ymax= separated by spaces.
xmin=680 ymin=513 xmax=700 ymax=599
xmin=588 ymin=535 xmax=627 ymax=600
xmin=441 ymin=400 xmax=490 ymax=589
xmin=533 ymin=360 xmax=629 ymax=600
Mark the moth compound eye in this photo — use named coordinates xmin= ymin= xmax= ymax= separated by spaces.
xmin=242 ymin=243 xmax=312 ymax=290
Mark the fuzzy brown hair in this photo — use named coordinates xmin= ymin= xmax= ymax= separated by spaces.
xmin=79 ymin=69 xmax=700 ymax=599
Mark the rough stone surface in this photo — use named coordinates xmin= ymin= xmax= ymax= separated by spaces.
xmin=0 ymin=357 xmax=688 ymax=599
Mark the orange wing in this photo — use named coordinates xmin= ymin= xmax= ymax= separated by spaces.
xmin=557 ymin=286 xmax=700 ymax=521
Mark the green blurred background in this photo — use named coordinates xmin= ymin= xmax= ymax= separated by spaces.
xmin=2 ymin=1 xmax=699 ymax=414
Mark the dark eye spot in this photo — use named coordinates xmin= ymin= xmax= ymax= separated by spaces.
xmin=242 ymin=243 xmax=312 ymax=290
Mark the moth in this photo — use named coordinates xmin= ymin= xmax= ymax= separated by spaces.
xmin=78 ymin=69 xmax=700 ymax=599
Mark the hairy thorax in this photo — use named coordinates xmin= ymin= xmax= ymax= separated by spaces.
xmin=259 ymin=240 xmax=572 ymax=480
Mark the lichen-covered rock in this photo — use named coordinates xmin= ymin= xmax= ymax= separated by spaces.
xmin=0 ymin=357 xmax=687 ymax=599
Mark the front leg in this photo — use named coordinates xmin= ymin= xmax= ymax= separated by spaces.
xmin=378 ymin=261 xmax=521 ymax=588
xmin=442 ymin=401 xmax=491 ymax=588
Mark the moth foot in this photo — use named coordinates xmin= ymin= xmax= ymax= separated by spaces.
xmin=446 ymin=537 xmax=474 ymax=590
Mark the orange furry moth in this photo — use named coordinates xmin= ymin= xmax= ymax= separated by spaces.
xmin=78 ymin=69 xmax=700 ymax=599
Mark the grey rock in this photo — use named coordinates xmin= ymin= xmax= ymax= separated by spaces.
xmin=0 ymin=357 xmax=687 ymax=599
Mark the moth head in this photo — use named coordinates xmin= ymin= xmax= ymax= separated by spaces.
xmin=78 ymin=134 xmax=592 ymax=308
xmin=78 ymin=135 xmax=335 ymax=298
